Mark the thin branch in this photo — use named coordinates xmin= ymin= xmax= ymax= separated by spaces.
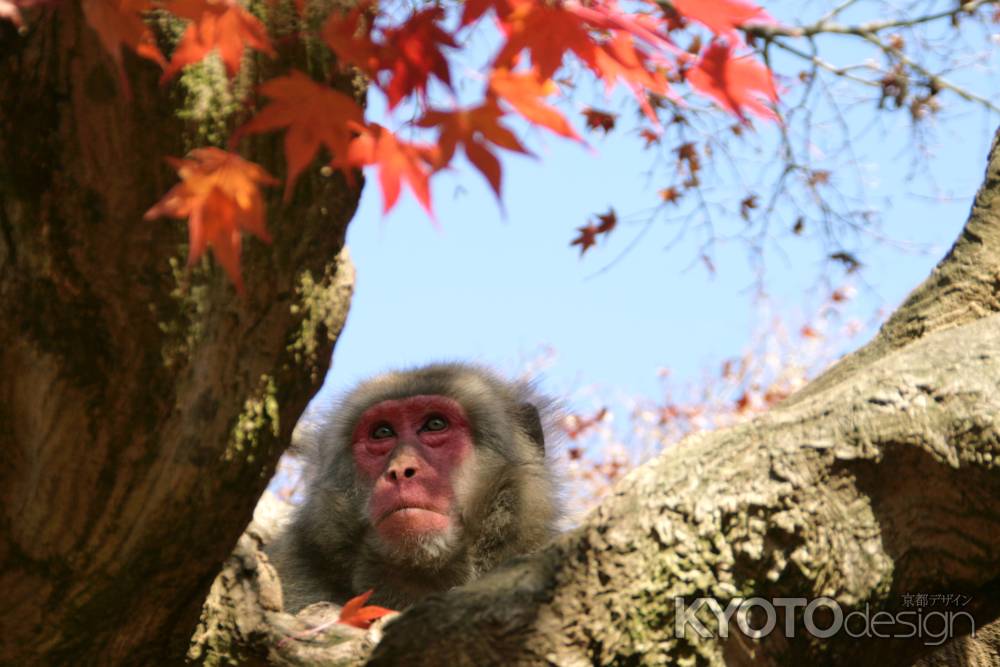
xmin=861 ymin=32 xmax=1000 ymax=114
xmin=744 ymin=0 xmax=998 ymax=39
xmin=767 ymin=38 xmax=881 ymax=89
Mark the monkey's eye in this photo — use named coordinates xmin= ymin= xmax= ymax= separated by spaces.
xmin=371 ymin=423 xmax=395 ymax=439
xmin=422 ymin=415 xmax=449 ymax=432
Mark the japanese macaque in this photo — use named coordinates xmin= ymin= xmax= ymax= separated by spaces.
xmin=266 ymin=363 xmax=560 ymax=612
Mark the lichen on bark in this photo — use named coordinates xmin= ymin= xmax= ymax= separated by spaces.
xmin=289 ymin=247 xmax=356 ymax=382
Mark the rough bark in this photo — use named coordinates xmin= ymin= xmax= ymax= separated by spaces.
xmin=219 ymin=133 xmax=1000 ymax=664
xmin=0 ymin=4 xmax=359 ymax=664
xmin=187 ymin=494 xmax=391 ymax=666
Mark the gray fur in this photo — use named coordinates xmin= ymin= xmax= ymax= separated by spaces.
xmin=266 ymin=363 xmax=561 ymax=612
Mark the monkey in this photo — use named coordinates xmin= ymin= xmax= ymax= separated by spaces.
xmin=266 ymin=363 xmax=561 ymax=612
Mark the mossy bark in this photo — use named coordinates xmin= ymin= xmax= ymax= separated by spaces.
xmin=0 ymin=3 xmax=358 ymax=665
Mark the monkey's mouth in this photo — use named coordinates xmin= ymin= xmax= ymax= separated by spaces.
xmin=375 ymin=506 xmax=451 ymax=539
xmin=376 ymin=506 xmax=448 ymax=524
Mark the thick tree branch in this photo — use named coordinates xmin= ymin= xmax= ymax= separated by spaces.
xmin=355 ymin=128 xmax=1000 ymax=664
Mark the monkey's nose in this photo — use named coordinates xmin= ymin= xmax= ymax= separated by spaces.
xmin=387 ymin=466 xmax=418 ymax=481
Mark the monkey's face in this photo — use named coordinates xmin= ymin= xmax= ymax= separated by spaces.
xmin=351 ymin=395 xmax=475 ymax=560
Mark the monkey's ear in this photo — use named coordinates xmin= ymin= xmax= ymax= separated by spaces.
xmin=517 ymin=402 xmax=545 ymax=453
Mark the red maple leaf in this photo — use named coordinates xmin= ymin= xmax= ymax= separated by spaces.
xmin=566 ymin=0 xmax=679 ymax=57
xmin=685 ymin=40 xmax=778 ymax=122
xmin=488 ymin=69 xmax=580 ymax=141
xmin=338 ymin=590 xmax=395 ymax=630
xmin=494 ymin=0 xmax=598 ymax=80
xmin=595 ymin=208 xmax=617 ymax=233
xmin=335 ymin=124 xmax=440 ymax=215
xmin=417 ymin=102 xmax=529 ymax=198
xmin=582 ymin=107 xmax=617 ymax=133
xmin=160 ymin=0 xmax=275 ymax=83
xmin=639 ymin=128 xmax=660 ymax=146
xmin=494 ymin=0 xmax=678 ymax=122
xmin=460 ymin=0 xmax=514 ymax=26
xmin=380 ymin=6 xmax=457 ymax=108
xmin=671 ymin=0 xmax=772 ymax=40
xmin=231 ymin=71 xmax=365 ymax=200
xmin=144 ymin=148 xmax=277 ymax=292
xmin=570 ymin=222 xmax=600 ymax=256
xmin=323 ymin=4 xmax=456 ymax=108
xmin=81 ymin=0 xmax=166 ymax=93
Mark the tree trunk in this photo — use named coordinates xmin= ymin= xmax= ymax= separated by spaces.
xmin=0 ymin=4 xmax=359 ymax=664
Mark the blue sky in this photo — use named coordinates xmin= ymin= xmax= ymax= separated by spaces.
xmin=304 ymin=2 xmax=1000 ymax=418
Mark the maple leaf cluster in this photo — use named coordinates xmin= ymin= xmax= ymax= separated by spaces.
xmin=2 ymin=0 xmax=780 ymax=290
xmin=571 ymin=209 xmax=617 ymax=256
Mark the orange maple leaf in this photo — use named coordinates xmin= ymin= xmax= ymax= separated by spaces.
xmin=81 ymin=0 xmax=166 ymax=93
xmin=417 ymin=102 xmax=529 ymax=198
xmin=488 ymin=69 xmax=580 ymax=141
xmin=160 ymin=0 xmax=275 ymax=83
xmin=672 ymin=0 xmax=772 ymax=40
xmin=659 ymin=185 xmax=681 ymax=203
xmin=336 ymin=124 xmax=440 ymax=215
xmin=321 ymin=3 xmax=381 ymax=77
xmin=231 ymin=71 xmax=365 ymax=200
xmin=591 ymin=30 xmax=674 ymax=121
xmin=338 ymin=590 xmax=395 ymax=630
xmin=144 ymin=147 xmax=277 ymax=292
xmin=685 ymin=40 xmax=778 ymax=122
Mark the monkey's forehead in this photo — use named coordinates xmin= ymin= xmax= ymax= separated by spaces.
xmin=343 ymin=366 xmax=519 ymax=408
xmin=330 ymin=367 xmax=527 ymax=438
xmin=351 ymin=395 xmax=469 ymax=432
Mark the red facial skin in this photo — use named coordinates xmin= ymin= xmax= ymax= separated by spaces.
xmin=352 ymin=395 xmax=474 ymax=545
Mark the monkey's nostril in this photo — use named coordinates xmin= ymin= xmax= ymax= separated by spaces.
xmin=403 ymin=467 xmax=416 ymax=478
